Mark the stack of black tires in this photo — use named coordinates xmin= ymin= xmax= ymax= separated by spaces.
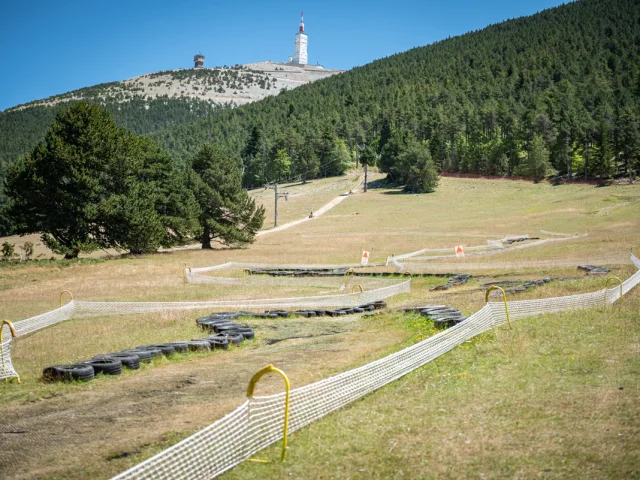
xmin=42 ymin=335 xmax=240 ymax=383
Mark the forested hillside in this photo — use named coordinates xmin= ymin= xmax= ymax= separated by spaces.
xmin=148 ymin=0 xmax=639 ymax=184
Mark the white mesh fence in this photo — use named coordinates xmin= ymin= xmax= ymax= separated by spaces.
xmin=386 ymin=231 xmax=587 ymax=267
xmin=0 ymin=280 xmax=410 ymax=381
xmin=111 ymin=253 xmax=640 ymax=480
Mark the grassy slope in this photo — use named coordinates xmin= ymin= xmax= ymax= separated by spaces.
xmin=0 ymin=176 xmax=638 ymax=479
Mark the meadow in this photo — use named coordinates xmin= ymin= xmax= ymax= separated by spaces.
xmin=0 ymin=174 xmax=638 ymax=479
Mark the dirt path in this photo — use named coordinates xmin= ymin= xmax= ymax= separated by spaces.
xmin=256 ymin=177 xmax=363 ymax=237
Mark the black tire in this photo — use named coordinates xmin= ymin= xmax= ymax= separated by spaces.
xmin=235 ymin=328 xmax=255 ymax=340
xmin=294 ymin=310 xmax=310 ymax=318
xmin=83 ymin=358 xmax=122 ymax=375
xmin=121 ymin=349 xmax=153 ymax=363
xmin=314 ymin=310 xmax=327 ymax=317
xmin=167 ymin=342 xmax=190 ymax=353
xmin=95 ymin=353 xmax=141 ymax=370
xmin=212 ymin=323 xmax=236 ymax=333
xmin=372 ymin=301 xmax=387 ymax=310
xmin=362 ymin=304 xmax=376 ymax=311
xmin=221 ymin=332 xmax=244 ymax=345
xmin=182 ymin=340 xmax=211 ymax=352
xmin=200 ymin=336 xmax=230 ymax=350
xmin=134 ymin=346 xmax=163 ymax=359
xmin=353 ymin=307 xmax=365 ymax=313
xmin=43 ymin=364 xmax=95 ymax=382
xmin=338 ymin=308 xmax=355 ymax=314
xmin=140 ymin=344 xmax=176 ymax=357
xmin=216 ymin=324 xmax=241 ymax=334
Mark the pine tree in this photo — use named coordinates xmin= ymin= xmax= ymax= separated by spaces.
xmin=398 ymin=136 xmax=439 ymax=193
xmin=189 ymin=144 xmax=265 ymax=249
xmin=526 ymin=134 xmax=551 ymax=181
xmin=5 ymin=103 xmax=199 ymax=257
xmin=619 ymin=107 xmax=639 ymax=181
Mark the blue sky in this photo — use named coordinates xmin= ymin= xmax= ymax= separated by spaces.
xmin=0 ymin=0 xmax=569 ymax=111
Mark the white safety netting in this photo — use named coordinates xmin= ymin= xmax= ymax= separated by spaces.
xmin=111 ymin=253 xmax=640 ymax=480
xmin=386 ymin=231 xmax=587 ymax=268
xmin=0 ymin=280 xmax=410 ymax=381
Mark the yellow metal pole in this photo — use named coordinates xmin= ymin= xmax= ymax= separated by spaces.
xmin=605 ymin=276 xmax=623 ymax=304
xmin=1 ymin=319 xmax=20 ymax=384
xmin=59 ymin=290 xmax=73 ymax=307
xmin=351 ymin=284 xmax=363 ymax=293
xmin=484 ymin=285 xmax=512 ymax=329
xmin=247 ymin=364 xmax=291 ymax=463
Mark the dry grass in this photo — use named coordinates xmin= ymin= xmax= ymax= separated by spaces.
xmin=0 ymin=176 xmax=638 ymax=479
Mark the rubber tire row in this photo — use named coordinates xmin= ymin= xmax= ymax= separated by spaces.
xmin=42 ymin=338 xmax=230 ymax=383
xmin=196 ymin=301 xmax=387 ymax=327
xmin=403 ymin=305 xmax=468 ymax=328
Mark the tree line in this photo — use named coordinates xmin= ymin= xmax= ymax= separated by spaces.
xmin=3 ymin=103 xmax=264 ymax=258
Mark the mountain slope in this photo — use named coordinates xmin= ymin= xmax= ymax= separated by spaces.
xmin=148 ymin=0 xmax=639 ymax=179
xmin=0 ymin=62 xmax=342 ymax=168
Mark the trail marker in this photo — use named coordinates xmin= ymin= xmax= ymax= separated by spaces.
xmin=361 ymin=250 xmax=370 ymax=266
xmin=455 ymin=245 xmax=465 ymax=258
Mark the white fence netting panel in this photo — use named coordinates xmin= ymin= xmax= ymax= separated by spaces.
xmin=111 ymin=254 xmax=640 ymax=480
xmin=0 ymin=280 xmax=410 ymax=381
xmin=386 ymin=232 xmax=587 ymax=267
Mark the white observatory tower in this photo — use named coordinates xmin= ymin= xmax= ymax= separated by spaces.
xmin=293 ymin=12 xmax=308 ymax=65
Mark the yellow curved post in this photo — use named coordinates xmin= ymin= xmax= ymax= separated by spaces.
xmin=59 ymin=290 xmax=73 ymax=307
xmin=343 ymin=267 xmax=355 ymax=290
xmin=605 ymin=276 xmax=623 ymax=303
xmin=484 ymin=285 xmax=512 ymax=329
xmin=247 ymin=364 xmax=291 ymax=463
xmin=351 ymin=284 xmax=363 ymax=293
xmin=1 ymin=320 xmax=20 ymax=384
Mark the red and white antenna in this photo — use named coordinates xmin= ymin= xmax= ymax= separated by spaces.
xmin=299 ymin=11 xmax=304 ymax=33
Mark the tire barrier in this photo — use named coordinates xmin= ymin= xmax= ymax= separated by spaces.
xmin=0 ymin=280 xmax=409 ymax=382
xmin=578 ymin=265 xmax=611 ymax=275
xmin=41 ymin=330 xmax=251 ymax=383
xmin=429 ymin=274 xmax=472 ymax=291
xmin=111 ymin=253 xmax=640 ymax=480
xmin=484 ymin=277 xmax=554 ymax=296
xmin=403 ymin=305 xmax=468 ymax=328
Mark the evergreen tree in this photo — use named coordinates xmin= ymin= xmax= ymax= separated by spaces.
xmin=591 ymin=121 xmax=615 ymax=182
xmin=266 ymin=148 xmax=291 ymax=182
xmin=189 ymin=144 xmax=265 ymax=249
xmin=5 ymin=103 xmax=118 ymax=257
xmin=4 ymin=103 xmax=198 ymax=257
xmin=397 ymin=136 xmax=439 ymax=193
xmin=525 ymin=134 xmax=551 ymax=181
xmin=619 ymin=107 xmax=639 ymax=181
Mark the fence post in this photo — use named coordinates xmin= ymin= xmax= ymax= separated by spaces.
xmin=246 ymin=364 xmax=291 ymax=463
xmin=182 ymin=264 xmax=191 ymax=284
xmin=59 ymin=290 xmax=73 ymax=307
xmin=484 ymin=285 xmax=512 ymax=329
xmin=604 ymin=276 xmax=623 ymax=304
xmin=343 ymin=267 xmax=355 ymax=290
xmin=242 ymin=268 xmax=252 ymax=286
xmin=1 ymin=319 xmax=20 ymax=384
